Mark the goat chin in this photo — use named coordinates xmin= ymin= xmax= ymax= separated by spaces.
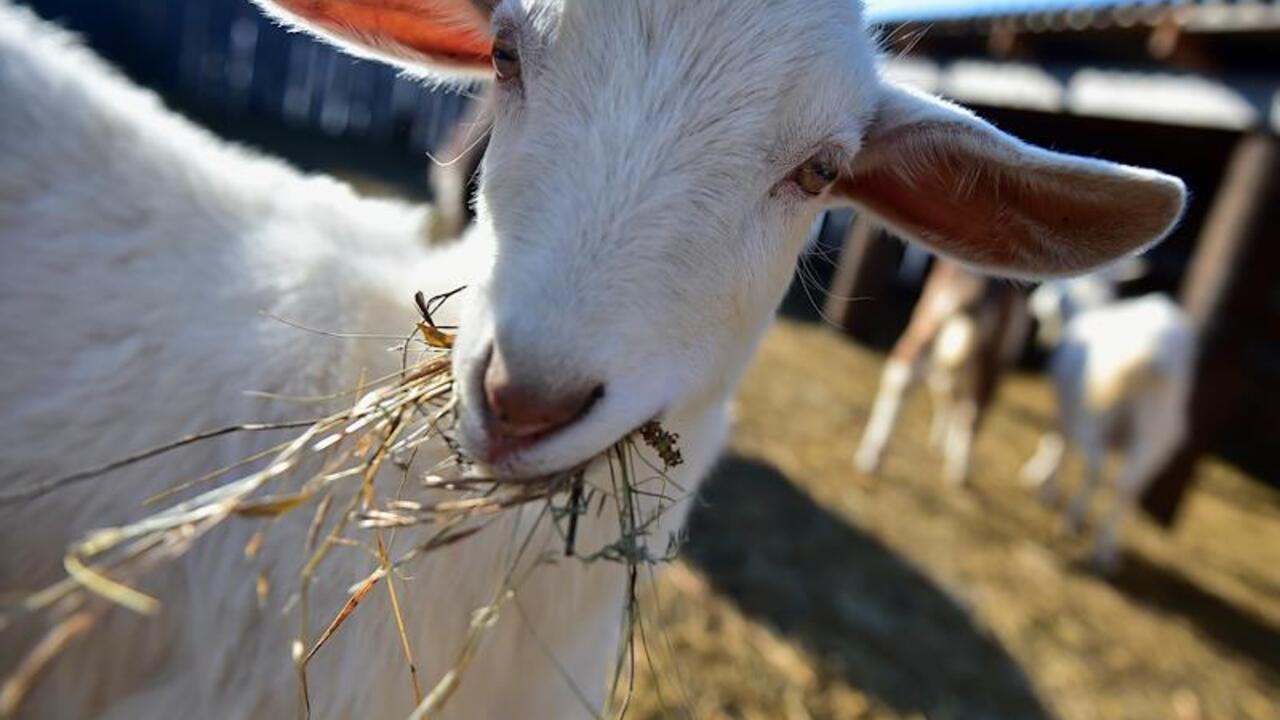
xmin=0 ymin=5 xmax=728 ymax=718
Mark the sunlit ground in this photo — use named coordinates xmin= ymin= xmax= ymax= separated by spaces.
xmin=622 ymin=319 xmax=1279 ymax=720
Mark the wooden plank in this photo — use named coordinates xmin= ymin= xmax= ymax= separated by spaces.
xmin=1141 ymin=132 xmax=1279 ymax=525
xmin=1180 ymin=134 xmax=1280 ymax=332
xmin=823 ymin=216 xmax=903 ymax=341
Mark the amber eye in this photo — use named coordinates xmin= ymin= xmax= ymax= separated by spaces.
xmin=793 ymin=155 xmax=840 ymax=196
xmin=492 ymin=33 xmax=521 ymax=81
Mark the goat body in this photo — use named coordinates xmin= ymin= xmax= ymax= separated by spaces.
xmin=855 ymin=260 xmax=1026 ymax=485
xmin=0 ymin=7 xmax=712 ymax=718
xmin=1023 ymin=288 xmax=1196 ymax=572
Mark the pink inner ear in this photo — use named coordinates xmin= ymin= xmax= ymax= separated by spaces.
xmin=271 ymin=0 xmax=493 ymax=68
xmin=838 ymin=124 xmax=1182 ymax=276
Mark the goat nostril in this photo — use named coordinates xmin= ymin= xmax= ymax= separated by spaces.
xmin=481 ymin=350 xmax=605 ymax=442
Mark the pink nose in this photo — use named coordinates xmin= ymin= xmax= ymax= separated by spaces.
xmin=483 ymin=349 xmax=603 ymax=443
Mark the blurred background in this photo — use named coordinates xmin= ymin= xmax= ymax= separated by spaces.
xmin=15 ymin=0 xmax=1278 ymax=717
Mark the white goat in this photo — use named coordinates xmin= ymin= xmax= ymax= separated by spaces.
xmin=1022 ymin=267 xmax=1196 ymax=573
xmin=855 ymin=260 xmax=1026 ymax=485
xmin=0 ymin=0 xmax=1186 ymax=717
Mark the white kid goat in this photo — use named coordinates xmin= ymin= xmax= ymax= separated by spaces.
xmin=0 ymin=0 xmax=1185 ymax=717
xmin=1022 ymin=267 xmax=1196 ymax=573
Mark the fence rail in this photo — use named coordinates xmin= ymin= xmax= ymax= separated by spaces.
xmin=22 ymin=0 xmax=473 ymax=159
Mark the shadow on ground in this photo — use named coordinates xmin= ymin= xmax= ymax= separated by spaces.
xmin=1102 ymin=554 xmax=1280 ymax=681
xmin=682 ymin=455 xmax=1053 ymax=720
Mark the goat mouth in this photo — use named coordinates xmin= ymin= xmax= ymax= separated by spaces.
xmin=457 ymin=346 xmax=611 ymax=469
xmin=463 ymin=409 xmax=660 ymax=482
xmin=458 ymin=347 xmax=672 ymax=477
xmin=480 ymin=387 xmax=607 ymax=466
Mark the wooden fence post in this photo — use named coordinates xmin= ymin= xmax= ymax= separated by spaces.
xmin=1141 ymin=133 xmax=1279 ymax=525
xmin=823 ymin=215 xmax=903 ymax=341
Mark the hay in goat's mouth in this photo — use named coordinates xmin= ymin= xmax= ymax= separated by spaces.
xmin=0 ymin=289 xmax=686 ymax=719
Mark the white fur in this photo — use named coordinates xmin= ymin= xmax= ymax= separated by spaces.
xmin=1024 ymin=274 xmax=1197 ymax=573
xmin=2 ymin=0 xmax=1187 ymax=716
xmin=929 ymin=314 xmax=981 ymax=484
xmin=856 ymin=314 xmax=985 ymax=486
xmin=0 ymin=6 xmax=675 ymax=718
xmin=855 ymin=359 xmax=914 ymax=474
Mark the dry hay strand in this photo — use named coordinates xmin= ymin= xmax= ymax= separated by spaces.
xmin=0 ymin=289 xmax=688 ymax=720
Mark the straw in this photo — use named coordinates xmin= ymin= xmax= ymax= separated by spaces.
xmin=0 ymin=289 xmax=686 ymax=719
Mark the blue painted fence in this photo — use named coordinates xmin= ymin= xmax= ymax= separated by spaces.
xmin=19 ymin=0 xmax=472 ymax=160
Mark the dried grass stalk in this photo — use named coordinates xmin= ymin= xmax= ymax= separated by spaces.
xmin=0 ymin=290 xmax=687 ymax=719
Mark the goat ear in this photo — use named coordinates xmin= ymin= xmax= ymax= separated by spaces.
xmin=253 ymin=0 xmax=495 ymax=81
xmin=838 ymin=83 xmax=1186 ymax=278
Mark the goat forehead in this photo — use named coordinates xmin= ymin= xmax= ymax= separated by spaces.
xmin=525 ymin=0 xmax=868 ymax=132
xmin=544 ymin=0 xmax=865 ymax=47
xmin=498 ymin=0 xmax=874 ymax=197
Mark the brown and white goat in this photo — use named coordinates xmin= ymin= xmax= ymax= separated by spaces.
xmin=855 ymin=260 xmax=1026 ymax=485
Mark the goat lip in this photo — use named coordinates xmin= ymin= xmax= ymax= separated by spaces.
xmin=477 ymin=412 xmax=664 ymax=480
xmin=475 ymin=390 xmax=608 ymax=468
xmin=482 ymin=426 xmax=559 ymax=465
xmin=477 ymin=399 xmax=569 ymax=465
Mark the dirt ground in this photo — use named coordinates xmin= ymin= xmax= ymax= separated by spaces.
xmin=621 ymin=318 xmax=1280 ymax=720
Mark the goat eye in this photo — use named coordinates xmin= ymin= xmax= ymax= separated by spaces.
xmin=492 ymin=34 xmax=521 ymax=81
xmin=793 ymin=156 xmax=839 ymax=196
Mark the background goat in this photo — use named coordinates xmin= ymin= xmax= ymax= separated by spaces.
xmin=1 ymin=0 xmax=1185 ymax=716
xmin=855 ymin=260 xmax=1026 ymax=485
xmin=1022 ymin=268 xmax=1197 ymax=572
xmin=426 ymin=89 xmax=493 ymax=245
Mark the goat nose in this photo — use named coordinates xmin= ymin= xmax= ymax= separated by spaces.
xmin=483 ymin=349 xmax=604 ymax=440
